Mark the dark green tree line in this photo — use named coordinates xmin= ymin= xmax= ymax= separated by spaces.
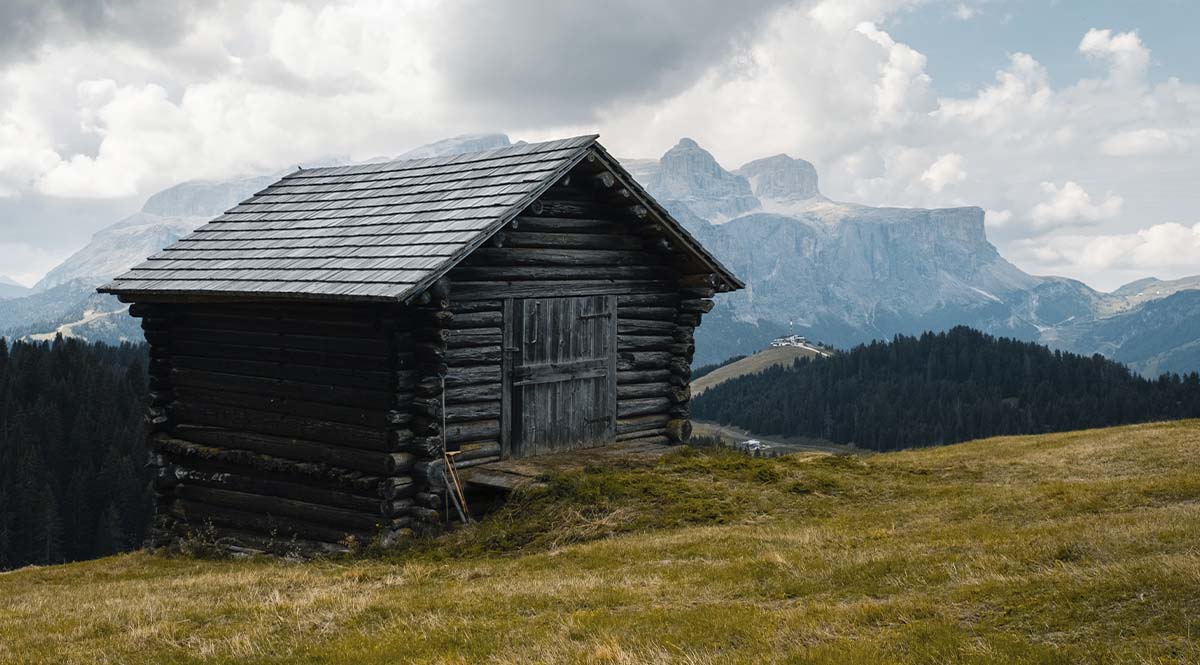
xmin=693 ymin=327 xmax=1200 ymax=451
xmin=0 ymin=336 xmax=151 ymax=569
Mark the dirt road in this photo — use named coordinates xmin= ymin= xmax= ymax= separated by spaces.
xmin=692 ymin=421 xmax=859 ymax=455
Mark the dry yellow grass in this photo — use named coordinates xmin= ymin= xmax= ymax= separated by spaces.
xmin=2 ymin=420 xmax=1199 ymax=664
xmin=692 ymin=345 xmax=822 ymax=395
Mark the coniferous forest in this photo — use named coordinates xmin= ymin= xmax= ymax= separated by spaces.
xmin=693 ymin=327 xmax=1200 ymax=451
xmin=3 ymin=328 xmax=1200 ymax=568
xmin=0 ymin=337 xmax=152 ymax=570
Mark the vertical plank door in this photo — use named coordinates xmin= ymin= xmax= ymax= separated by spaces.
xmin=510 ymin=295 xmax=616 ymax=458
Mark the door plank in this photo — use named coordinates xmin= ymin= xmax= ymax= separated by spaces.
xmin=509 ymin=294 xmax=618 ymax=457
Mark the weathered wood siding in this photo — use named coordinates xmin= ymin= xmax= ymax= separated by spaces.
xmin=511 ymin=294 xmax=617 ymax=457
xmin=441 ymin=172 xmax=712 ymax=465
xmin=131 ymin=158 xmax=719 ymax=548
xmin=110 ymin=139 xmax=739 ymax=554
xmin=138 ymin=301 xmax=419 ymax=552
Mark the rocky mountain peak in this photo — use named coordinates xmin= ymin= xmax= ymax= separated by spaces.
xmin=0 ymin=275 xmax=31 ymax=300
xmin=647 ymin=138 xmax=760 ymax=220
xmin=397 ymin=133 xmax=511 ymax=160
xmin=141 ymin=176 xmax=275 ymax=219
xmin=1112 ymin=277 xmax=1163 ymax=297
xmin=736 ymin=154 xmax=821 ymax=200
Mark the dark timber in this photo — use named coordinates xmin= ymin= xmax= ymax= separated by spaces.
xmin=101 ymin=136 xmax=742 ymax=554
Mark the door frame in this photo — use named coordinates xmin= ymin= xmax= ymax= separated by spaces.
xmin=500 ymin=295 xmax=617 ymax=459
xmin=501 ymin=297 xmax=515 ymax=459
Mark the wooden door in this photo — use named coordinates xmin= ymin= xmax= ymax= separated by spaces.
xmin=508 ymin=295 xmax=616 ymax=458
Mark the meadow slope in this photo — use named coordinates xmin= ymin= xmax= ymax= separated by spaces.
xmin=2 ymin=420 xmax=1199 ymax=664
xmin=692 ymin=345 xmax=823 ymax=395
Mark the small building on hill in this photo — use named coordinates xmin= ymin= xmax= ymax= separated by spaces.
xmin=100 ymin=135 xmax=742 ymax=552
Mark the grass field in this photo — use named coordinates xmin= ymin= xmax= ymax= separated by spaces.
xmin=3 ymin=420 xmax=1199 ymax=664
xmin=692 ymin=345 xmax=824 ymax=395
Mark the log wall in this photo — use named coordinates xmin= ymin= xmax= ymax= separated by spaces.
xmin=137 ymin=301 xmax=420 ymax=553
xmin=132 ymin=157 xmax=720 ymax=552
xmin=443 ymin=169 xmax=714 ymax=462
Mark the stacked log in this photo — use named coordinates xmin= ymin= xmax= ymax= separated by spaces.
xmin=404 ymin=281 xmax=454 ymax=523
xmin=129 ymin=157 xmax=729 ymax=553
xmin=134 ymin=302 xmax=176 ymax=548
xmin=423 ymin=298 xmax=506 ymax=499
xmin=446 ymin=165 xmax=717 ymax=452
xmin=614 ymin=291 xmax=681 ymax=444
xmin=140 ymin=301 xmax=421 ymax=550
xmin=668 ymin=278 xmax=716 ymax=443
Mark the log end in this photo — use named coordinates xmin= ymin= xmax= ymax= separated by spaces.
xmin=666 ymin=419 xmax=692 ymax=444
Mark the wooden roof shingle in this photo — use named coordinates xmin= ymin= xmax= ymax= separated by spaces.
xmin=100 ymin=135 xmax=741 ymax=302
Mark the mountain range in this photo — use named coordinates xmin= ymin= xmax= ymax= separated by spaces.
xmin=2 ymin=134 xmax=1196 ymax=375
xmin=0 ymin=276 xmax=31 ymax=300
xmin=0 ymin=135 xmax=520 ymax=343
xmin=632 ymin=138 xmax=1200 ymax=373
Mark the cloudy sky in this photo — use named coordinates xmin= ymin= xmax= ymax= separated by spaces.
xmin=2 ymin=0 xmax=1198 ymax=290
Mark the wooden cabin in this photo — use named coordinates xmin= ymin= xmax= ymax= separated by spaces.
xmin=100 ymin=135 xmax=742 ymax=553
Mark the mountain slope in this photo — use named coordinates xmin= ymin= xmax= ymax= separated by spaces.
xmin=0 ymin=276 xmax=30 ymax=300
xmin=32 ymin=175 xmax=275 ymax=293
xmin=2 ymin=420 xmax=1199 ymax=663
xmin=395 ymin=133 xmax=511 ymax=160
xmin=692 ymin=344 xmax=827 ymax=395
xmin=630 ymin=139 xmax=1197 ymax=371
xmin=641 ymin=138 xmax=760 ymax=220
xmin=0 ymin=177 xmax=272 ymax=343
xmin=8 ymin=132 xmax=1196 ymax=371
xmin=1 ymin=135 xmax=514 ymax=343
xmin=0 ymin=279 xmax=136 ymax=340
xmin=692 ymin=326 xmax=1200 ymax=451
xmin=1053 ymin=289 xmax=1200 ymax=376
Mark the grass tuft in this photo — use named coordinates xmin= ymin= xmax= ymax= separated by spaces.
xmin=2 ymin=420 xmax=1200 ymax=664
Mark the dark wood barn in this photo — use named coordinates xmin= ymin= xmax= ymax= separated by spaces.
xmin=100 ymin=135 xmax=743 ymax=552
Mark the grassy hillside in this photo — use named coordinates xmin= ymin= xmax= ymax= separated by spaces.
xmin=3 ymin=420 xmax=1200 ymax=664
xmin=692 ymin=344 xmax=824 ymax=395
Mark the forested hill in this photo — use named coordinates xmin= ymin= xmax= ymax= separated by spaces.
xmin=692 ymin=327 xmax=1200 ymax=451
xmin=0 ymin=337 xmax=151 ymax=570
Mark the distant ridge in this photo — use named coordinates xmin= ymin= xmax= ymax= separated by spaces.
xmin=629 ymin=137 xmax=1200 ymax=374
xmin=0 ymin=133 xmax=517 ymax=342
xmin=0 ymin=275 xmax=30 ymax=300
xmin=4 ymin=132 xmax=1197 ymax=375
xmin=693 ymin=344 xmax=827 ymax=396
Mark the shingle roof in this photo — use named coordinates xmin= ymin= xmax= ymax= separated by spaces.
xmin=100 ymin=134 xmax=741 ymax=302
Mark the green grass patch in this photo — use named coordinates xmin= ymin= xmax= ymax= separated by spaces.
xmin=2 ymin=420 xmax=1200 ymax=664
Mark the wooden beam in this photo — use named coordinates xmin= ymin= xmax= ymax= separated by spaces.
xmin=160 ymin=428 xmax=413 ymax=475
xmin=496 ymin=232 xmax=648 ymax=250
xmin=592 ymin=172 xmax=616 ymax=189
xmin=173 ymin=401 xmax=395 ymax=452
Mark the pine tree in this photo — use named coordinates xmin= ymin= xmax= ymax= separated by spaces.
xmin=693 ymin=327 xmax=1200 ymax=452
xmin=0 ymin=338 xmax=149 ymax=569
xmin=93 ymin=504 xmax=126 ymax=557
xmin=32 ymin=488 xmax=64 ymax=565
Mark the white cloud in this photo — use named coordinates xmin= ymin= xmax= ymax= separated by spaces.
xmin=1030 ymin=181 xmax=1123 ymax=230
xmin=0 ymin=94 xmax=63 ymax=199
xmin=935 ymin=52 xmax=1052 ymax=131
xmin=0 ymin=242 xmax=68 ymax=286
xmin=920 ymin=153 xmax=966 ymax=192
xmin=985 ymin=209 xmax=1013 ymax=228
xmin=1079 ymin=28 xmax=1150 ymax=84
xmin=1100 ymin=128 xmax=1188 ymax=157
xmin=37 ymin=81 xmax=194 ymax=198
xmin=1077 ymin=222 xmax=1200 ymax=271
xmin=1013 ymin=223 xmax=1200 ymax=288
xmin=953 ymin=4 xmax=977 ymax=20
xmin=2 ymin=2 xmax=1200 ymax=291
xmin=855 ymin=22 xmax=935 ymax=129
xmin=808 ymin=0 xmax=923 ymax=32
